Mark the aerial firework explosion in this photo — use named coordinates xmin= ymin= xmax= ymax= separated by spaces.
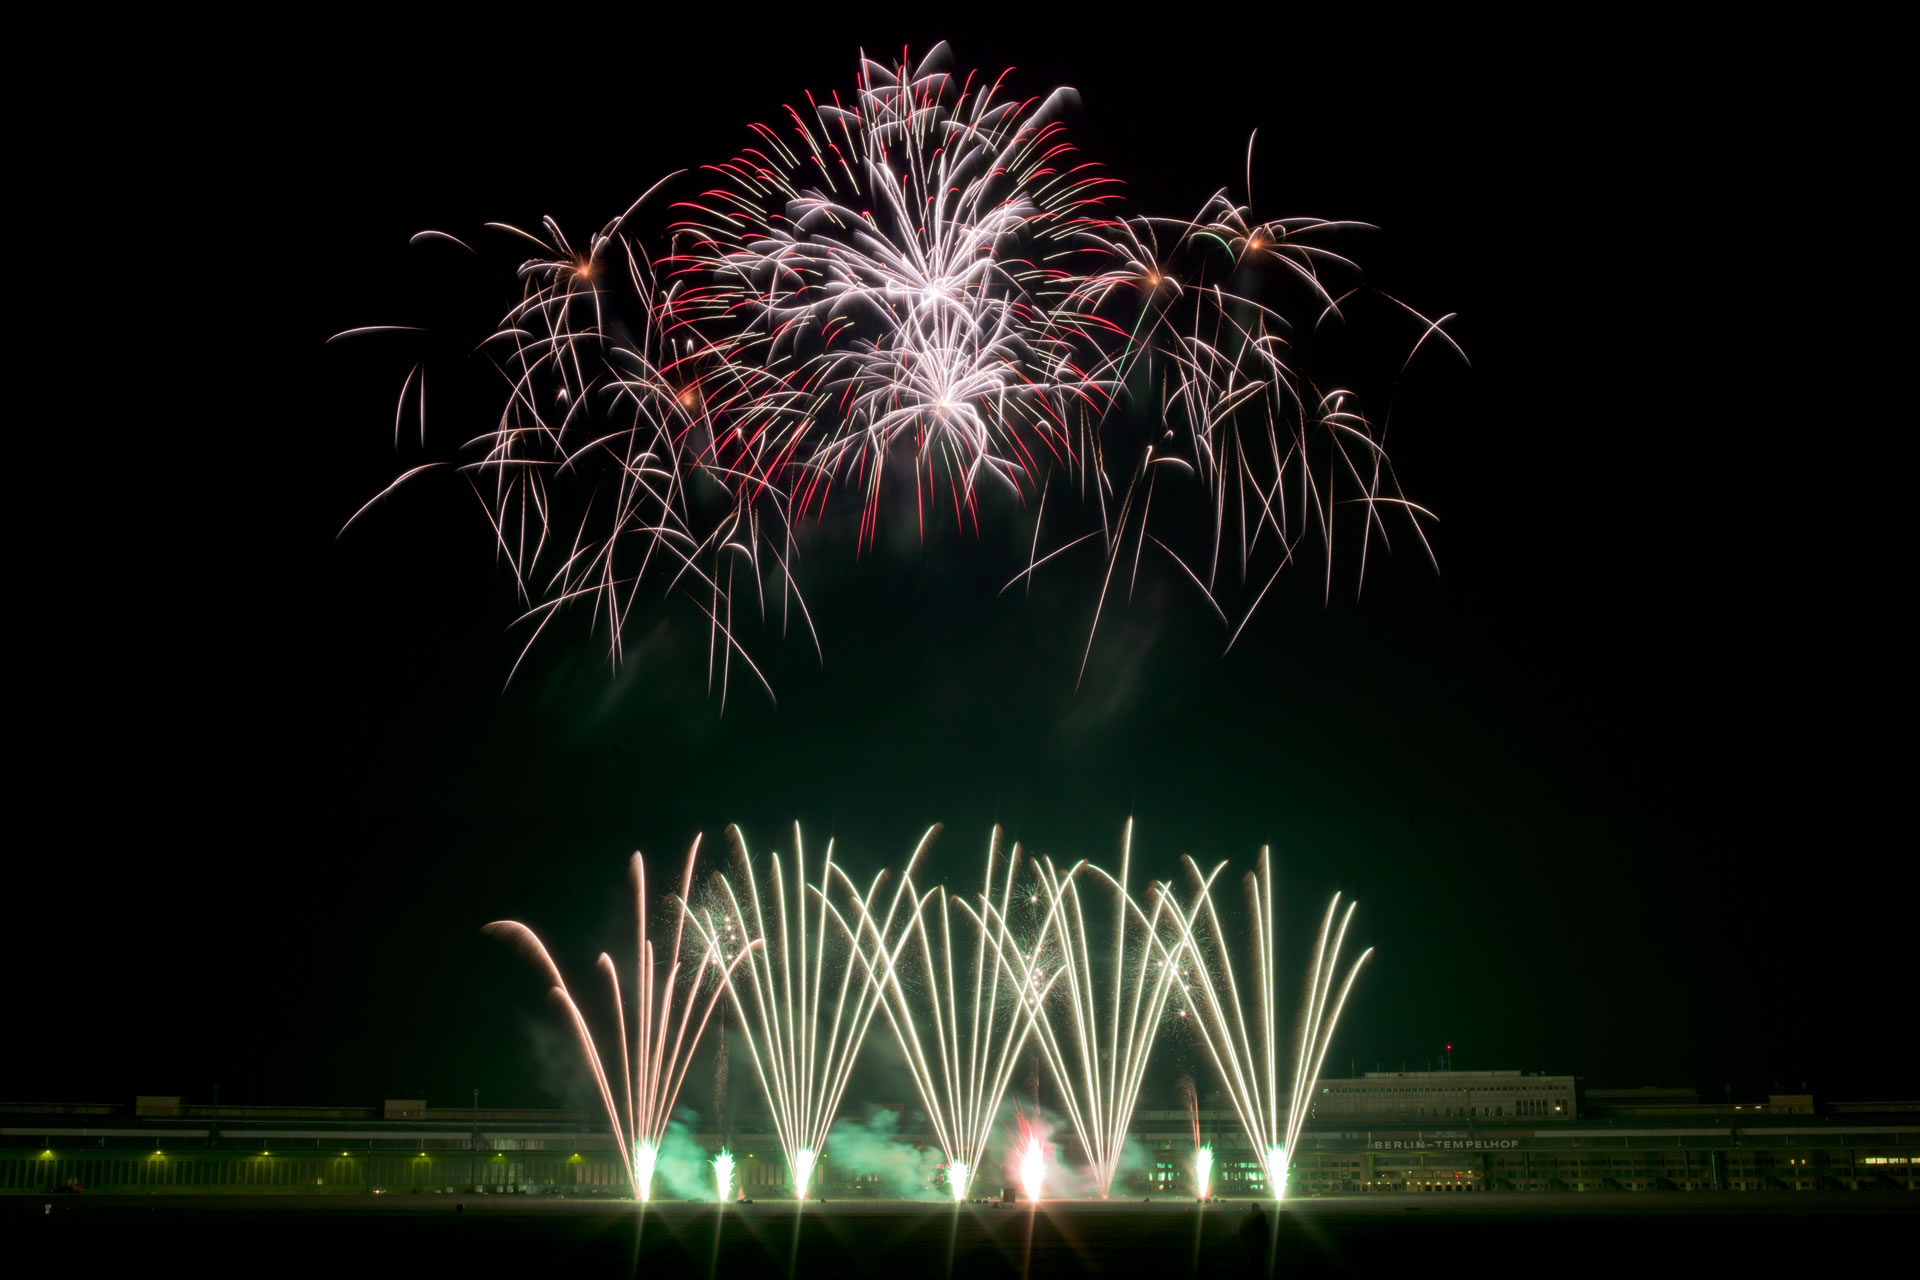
xmin=336 ymin=43 xmax=1459 ymax=700
xmin=483 ymin=840 xmax=756 ymax=1201
xmin=1156 ymin=848 xmax=1373 ymax=1198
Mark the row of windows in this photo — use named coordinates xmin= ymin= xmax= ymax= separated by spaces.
xmin=6 ymin=1138 xmax=537 ymax=1154
xmin=1316 ymin=1103 xmax=1566 ymax=1119
xmin=1328 ymin=1090 xmax=1566 ymax=1097
xmin=0 ymin=1156 xmax=626 ymax=1191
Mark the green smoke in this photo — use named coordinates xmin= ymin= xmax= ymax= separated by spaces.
xmin=824 ymin=1110 xmax=946 ymax=1200
xmin=650 ymin=1109 xmax=722 ymax=1201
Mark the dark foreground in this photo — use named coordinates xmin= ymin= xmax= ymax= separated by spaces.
xmin=8 ymin=1194 xmax=1914 ymax=1275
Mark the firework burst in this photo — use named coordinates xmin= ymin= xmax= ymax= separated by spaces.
xmin=336 ymin=43 xmax=1458 ymax=698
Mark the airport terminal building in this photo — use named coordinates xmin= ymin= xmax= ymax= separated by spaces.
xmin=4 ymin=1072 xmax=1914 ymax=1197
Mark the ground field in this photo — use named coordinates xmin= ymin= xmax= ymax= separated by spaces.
xmin=7 ymin=1193 xmax=1914 ymax=1275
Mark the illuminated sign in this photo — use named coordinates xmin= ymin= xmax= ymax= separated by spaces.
xmin=1369 ymin=1139 xmax=1521 ymax=1151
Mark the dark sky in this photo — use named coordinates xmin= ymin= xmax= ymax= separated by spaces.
xmin=17 ymin=18 xmax=1903 ymax=1112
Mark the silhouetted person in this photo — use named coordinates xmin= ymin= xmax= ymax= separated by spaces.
xmin=1239 ymin=1202 xmax=1271 ymax=1277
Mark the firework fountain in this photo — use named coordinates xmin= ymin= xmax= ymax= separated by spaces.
xmin=1013 ymin=1109 xmax=1049 ymax=1201
xmin=1018 ymin=1139 xmax=1046 ymax=1201
xmin=1158 ymin=848 xmax=1372 ymax=1199
xmin=336 ymin=43 xmax=1457 ymax=697
xmin=681 ymin=824 xmax=913 ymax=1198
xmin=829 ymin=825 xmax=1063 ymax=1201
xmin=484 ymin=840 xmax=756 ymax=1201
xmin=482 ymin=821 xmax=1372 ymax=1203
xmin=976 ymin=820 xmax=1188 ymax=1197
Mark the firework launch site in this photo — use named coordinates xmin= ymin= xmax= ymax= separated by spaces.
xmin=8 ymin=1083 xmax=1917 ymax=1198
xmin=11 ymin=1191 xmax=1914 ymax=1275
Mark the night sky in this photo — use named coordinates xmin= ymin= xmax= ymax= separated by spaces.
xmin=17 ymin=20 xmax=1904 ymax=1113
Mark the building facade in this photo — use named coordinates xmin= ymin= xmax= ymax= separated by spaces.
xmin=3 ymin=1080 xmax=1914 ymax=1197
xmin=1308 ymin=1070 xmax=1577 ymax=1123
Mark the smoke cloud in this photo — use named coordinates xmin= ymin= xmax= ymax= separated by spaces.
xmin=824 ymin=1109 xmax=945 ymax=1199
xmin=653 ymin=1107 xmax=722 ymax=1201
xmin=986 ymin=1101 xmax=1156 ymax=1198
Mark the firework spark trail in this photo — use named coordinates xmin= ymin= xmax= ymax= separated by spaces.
xmin=828 ymin=825 xmax=1063 ymax=1200
xmin=1177 ymin=1073 xmax=1202 ymax=1147
xmin=1155 ymin=847 xmax=1372 ymax=1199
xmin=337 ymin=43 xmax=1458 ymax=697
xmin=1177 ymin=1072 xmax=1212 ymax=1199
xmin=972 ymin=820 xmax=1187 ymax=1198
xmin=484 ymin=839 xmax=756 ymax=1201
xmin=712 ymin=1148 xmax=736 ymax=1203
xmin=682 ymin=823 xmax=914 ymax=1198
